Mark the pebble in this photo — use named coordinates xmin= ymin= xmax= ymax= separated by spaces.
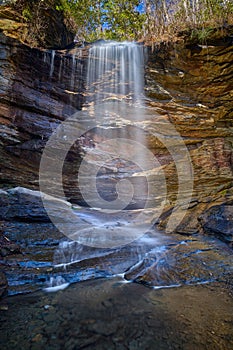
xmin=32 ymin=334 xmax=43 ymax=342
xmin=0 ymin=304 xmax=8 ymax=311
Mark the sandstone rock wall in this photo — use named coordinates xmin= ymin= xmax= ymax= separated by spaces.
xmin=0 ymin=32 xmax=86 ymax=188
xmin=146 ymin=36 xmax=233 ymax=235
xmin=0 ymin=4 xmax=74 ymax=48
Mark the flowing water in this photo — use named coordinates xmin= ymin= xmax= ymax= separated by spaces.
xmin=1 ymin=42 xmax=233 ymax=349
xmin=86 ymin=41 xmax=145 ymax=103
xmin=42 ymin=41 xmax=164 ymax=250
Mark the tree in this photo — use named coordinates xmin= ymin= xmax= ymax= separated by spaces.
xmin=102 ymin=0 xmax=145 ymax=40
xmin=142 ymin=0 xmax=233 ymax=42
xmin=3 ymin=0 xmax=233 ymax=45
xmin=59 ymin=0 xmax=145 ymax=41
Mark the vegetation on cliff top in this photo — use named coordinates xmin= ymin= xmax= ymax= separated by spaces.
xmin=0 ymin=0 xmax=233 ymax=47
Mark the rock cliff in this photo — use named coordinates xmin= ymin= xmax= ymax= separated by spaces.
xmin=146 ymin=34 xmax=233 ymax=239
xmin=0 ymin=30 xmax=232 ymax=242
xmin=0 ymin=32 xmax=86 ymax=189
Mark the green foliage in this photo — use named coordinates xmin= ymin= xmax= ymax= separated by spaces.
xmin=102 ymin=0 xmax=145 ymax=41
xmin=4 ymin=0 xmax=233 ymax=45
xmin=22 ymin=6 xmax=32 ymax=21
xmin=9 ymin=0 xmax=70 ymax=46
xmin=190 ymin=27 xmax=215 ymax=42
xmin=58 ymin=0 xmax=145 ymax=41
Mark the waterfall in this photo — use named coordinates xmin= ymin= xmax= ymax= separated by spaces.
xmin=42 ymin=40 xmax=182 ymax=290
xmin=41 ymin=39 xmax=164 ymax=260
xmin=70 ymin=40 xmax=163 ymax=246
xmin=79 ymin=41 xmax=154 ymax=213
xmin=40 ymin=40 xmax=194 ymax=290
xmin=86 ymin=41 xmax=145 ymax=104
xmin=49 ymin=50 xmax=55 ymax=78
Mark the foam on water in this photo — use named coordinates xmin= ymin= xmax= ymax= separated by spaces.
xmin=44 ymin=276 xmax=69 ymax=292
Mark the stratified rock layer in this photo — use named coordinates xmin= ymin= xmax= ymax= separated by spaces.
xmin=0 ymin=4 xmax=74 ymax=48
xmin=146 ymin=35 xmax=233 ymax=235
xmin=0 ymin=271 xmax=7 ymax=297
xmin=0 ymin=32 xmax=86 ymax=189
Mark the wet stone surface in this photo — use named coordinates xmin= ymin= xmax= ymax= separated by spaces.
xmin=0 ymin=219 xmax=232 ymax=350
xmin=0 ymin=220 xmax=232 ymax=295
xmin=0 ymin=278 xmax=233 ymax=350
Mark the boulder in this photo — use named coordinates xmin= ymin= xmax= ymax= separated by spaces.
xmin=124 ymin=236 xmax=233 ymax=287
xmin=199 ymin=203 xmax=233 ymax=246
xmin=0 ymin=187 xmax=73 ymax=222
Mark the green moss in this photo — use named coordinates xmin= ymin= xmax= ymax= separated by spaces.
xmin=219 ymin=189 xmax=228 ymax=196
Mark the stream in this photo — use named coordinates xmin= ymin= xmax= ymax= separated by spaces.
xmin=1 ymin=219 xmax=233 ymax=349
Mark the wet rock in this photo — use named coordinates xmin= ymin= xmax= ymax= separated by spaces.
xmin=0 ymin=225 xmax=21 ymax=298
xmin=0 ymin=187 xmax=50 ymax=222
xmin=0 ymin=271 xmax=8 ymax=298
xmin=0 ymin=187 xmax=74 ymax=222
xmin=124 ymin=237 xmax=233 ymax=287
xmin=199 ymin=203 xmax=233 ymax=245
xmin=0 ymin=32 xmax=86 ymax=190
xmin=0 ymin=231 xmax=21 ymax=257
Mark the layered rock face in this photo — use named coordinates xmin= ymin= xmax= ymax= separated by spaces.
xmin=0 ymin=4 xmax=74 ymax=48
xmin=0 ymin=31 xmax=232 ymax=241
xmin=0 ymin=32 xmax=86 ymax=189
xmin=145 ymin=36 xmax=233 ymax=238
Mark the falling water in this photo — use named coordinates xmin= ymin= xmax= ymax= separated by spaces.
xmin=86 ymin=41 xmax=145 ymax=104
xmin=83 ymin=41 xmax=154 ymax=212
xmin=49 ymin=50 xmax=55 ymax=78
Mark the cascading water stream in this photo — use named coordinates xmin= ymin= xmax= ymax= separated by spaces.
xmin=44 ymin=41 xmax=166 ymax=290
xmin=78 ymin=41 xmax=160 ymax=214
